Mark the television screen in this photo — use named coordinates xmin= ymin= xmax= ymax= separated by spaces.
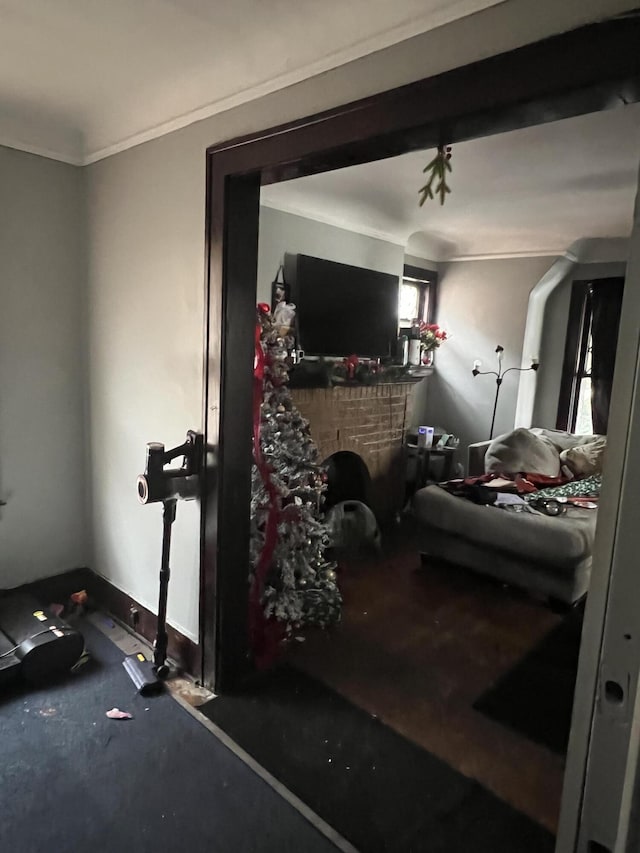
xmin=291 ymin=254 xmax=399 ymax=358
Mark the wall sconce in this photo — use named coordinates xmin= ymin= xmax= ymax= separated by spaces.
xmin=472 ymin=345 xmax=539 ymax=439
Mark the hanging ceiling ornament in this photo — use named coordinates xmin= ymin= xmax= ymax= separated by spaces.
xmin=418 ymin=145 xmax=453 ymax=206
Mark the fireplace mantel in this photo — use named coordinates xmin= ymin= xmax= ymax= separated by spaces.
xmin=288 ymin=363 xmax=433 ymax=390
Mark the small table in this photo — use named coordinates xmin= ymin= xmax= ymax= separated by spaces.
xmin=406 ymin=443 xmax=457 ymax=496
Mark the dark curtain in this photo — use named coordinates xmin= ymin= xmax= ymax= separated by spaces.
xmin=590 ymin=278 xmax=624 ymax=434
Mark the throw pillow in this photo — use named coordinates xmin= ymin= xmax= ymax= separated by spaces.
xmin=484 ymin=428 xmax=561 ymax=477
xmin=532 ymin=428 xmax=602 ymax=451
xmin=560 ymin=437 xmax=607 ymax=477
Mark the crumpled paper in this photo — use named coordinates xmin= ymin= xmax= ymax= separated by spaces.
xmin=106 ymin=707 xmax=133 ymax=720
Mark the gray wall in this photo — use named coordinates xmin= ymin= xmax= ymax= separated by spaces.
xmin=83 ymin=0 xmax=624 ymax=640
xmin=256 ymin=208 xmax=434 ymax=426
xmin=256 ymin=206 xmax=404 ymax=303
xmin=0 ymin=146 xmax=87 ymax=587
xmin=532 ymin=261 xmax=628 ymax=427
xmin=427 ymin=256 xmax=556 ymax=459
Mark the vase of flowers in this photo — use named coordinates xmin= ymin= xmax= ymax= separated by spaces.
xmin=420 ymin=322 xmax=448 ymax=365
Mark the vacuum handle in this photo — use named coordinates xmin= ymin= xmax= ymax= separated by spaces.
xmin=137 ymin=472 xmax=200 ymax=504
xmin=137 ymin=430 xmax=203 ymax=504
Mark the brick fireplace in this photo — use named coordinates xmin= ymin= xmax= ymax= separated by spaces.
xmin=291 ymin=382 xmax=418 ymax=520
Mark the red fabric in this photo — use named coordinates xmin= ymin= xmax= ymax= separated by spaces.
xmin=460 ymin=472 xmax=570 ymax=495
xmin=249 ymin=314 xmax=283 ymax=668
xmin=514 ymin=473 xmax=569 ymax=494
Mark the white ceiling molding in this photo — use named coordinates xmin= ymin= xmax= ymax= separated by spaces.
xmin=0 ymin=108 xmax=84 ymax=165
xmin=0 ymin=0 xmax=636 ymax=165
xmin=0 ymin=136 xmax=82 ymax=166
xmin=0 ymin=0 xmax=506 ymax=166
xmin=567 ymin=237 xmax=631 ymax=265
xmin=447 ymin=249 xmax=563 ymax=262
xmin=83 ymin=0 xmax=506 ymax=165
xmin=259 ymin=200 xmax=406 ymax=248
xmin=261 ymin=200 xmax=573 ymax=262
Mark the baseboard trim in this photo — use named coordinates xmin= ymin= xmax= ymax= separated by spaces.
xmin=17 ymin=567 xmax=200 ymax=677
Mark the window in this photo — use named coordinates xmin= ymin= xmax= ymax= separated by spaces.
xmin=398 ymin=264 xmax=438 ymax=330
xmin=398 ymin=281 xmax=422 ymax=326
xmin=557 ymin=283 xmax=594 ymax=434
xmin=574 ymin=324 xmax=594 ymax=436
xmin=557 ymin=278 xmax=624 ymax=434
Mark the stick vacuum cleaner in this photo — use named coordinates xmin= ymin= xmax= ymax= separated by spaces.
xmin=122 ymin=430 xmax=203 ymax=693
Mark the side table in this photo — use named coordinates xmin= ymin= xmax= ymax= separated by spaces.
xmin=406 ymin=443 xmax=457 ymax=497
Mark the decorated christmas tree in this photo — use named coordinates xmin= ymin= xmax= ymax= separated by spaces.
xmin=250 ymin=303 xmax=341 ymax=666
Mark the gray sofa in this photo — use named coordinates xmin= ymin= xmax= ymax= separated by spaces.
xmin=412 ymin=429 xmax=601 ymax=605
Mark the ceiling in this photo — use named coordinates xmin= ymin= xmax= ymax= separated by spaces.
xmin=261 ymin=104 xmax=640 ymax=260
xmin=0 ymin=0 xmax=503 ymax=165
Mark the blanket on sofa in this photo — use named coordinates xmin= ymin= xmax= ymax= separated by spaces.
xmin=484 ymin=428 xmax=606 ymax=478
xmin=523 ymin=474 xmax=602 ymax=502
xmin=440 ymin=429 xmax=604 ymax=510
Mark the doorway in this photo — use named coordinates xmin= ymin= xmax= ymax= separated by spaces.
xmin=200 ymin=14 xmax=640 ymax=852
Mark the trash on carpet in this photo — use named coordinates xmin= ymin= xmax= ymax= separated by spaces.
xmin=65 ymin=589 xmax=92 ymax=618
xmin=106 ymin=707 xmax=133 ymax=720
xmin=71 ymin=648 xmax=92 ymax=672
xmin=71 ymin=590 xmax=89 ymax=606
xmin=169 ymin=677 xmax=215 ymax=707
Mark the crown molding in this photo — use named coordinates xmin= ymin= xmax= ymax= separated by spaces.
xmin=82 ymin=0 xmax=504 ymax=164
xmin=260 ymin=202 xmax=581 ymax=262
xmin=0 ymin=135 xmax=82 ymax=166
xmin=260 ymin=200 xmax=406 ymax=247
xmin=447 ymin=249 xmax=563 ymax=261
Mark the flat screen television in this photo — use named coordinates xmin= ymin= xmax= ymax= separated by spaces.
xmin=290 ymin=254 xmax=399 ymax=358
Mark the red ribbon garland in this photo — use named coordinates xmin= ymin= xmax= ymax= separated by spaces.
xmin=249 ymin=305 xmax=284 ymax=666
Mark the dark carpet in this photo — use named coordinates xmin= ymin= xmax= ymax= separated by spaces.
xmin=0 ymin=620 xmax=339 ymax=853
xmin=474 ymin=601 xmax=585 ymax=754
xmin=201 ymin=665 xmax=555 ymax=853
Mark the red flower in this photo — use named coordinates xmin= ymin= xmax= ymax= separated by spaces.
xmin=419 ymin=322 xmax=449 ymax=350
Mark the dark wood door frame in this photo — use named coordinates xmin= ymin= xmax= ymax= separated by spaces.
xmin=200 ymin=13 xmax=640 ymax=691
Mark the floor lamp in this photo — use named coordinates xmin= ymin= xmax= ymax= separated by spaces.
xmin=472 ymin=345 xmax=540 ymax=440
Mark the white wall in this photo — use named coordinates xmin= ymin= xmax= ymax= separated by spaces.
xmin=0 ymin=146 xmax=87 ymax=587
xmin=404 ymin=254 xmax=440 ymax=273
xmin=84 ymin=0 xmax=629 ymax=640
xmin=403 ymin=254 xmax=440 ymax=426
xmin=257 ymin=206 xmax=404 ymax=303
xmin=86 ymin=135 xmax=204 ymax=641
xmin=257 ymin=208 xmax=436 ymax=426
xmin=427 ymin=256 xmax=556 ymax=457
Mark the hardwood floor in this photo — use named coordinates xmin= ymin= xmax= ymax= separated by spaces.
xmin=291 ymin=525 xmax=569 ymax=834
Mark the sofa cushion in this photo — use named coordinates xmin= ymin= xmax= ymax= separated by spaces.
xmin=484 ymin=428 xmax=560 ymax=477
xmin=413 ymin=484 xmax=596 ymax=572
